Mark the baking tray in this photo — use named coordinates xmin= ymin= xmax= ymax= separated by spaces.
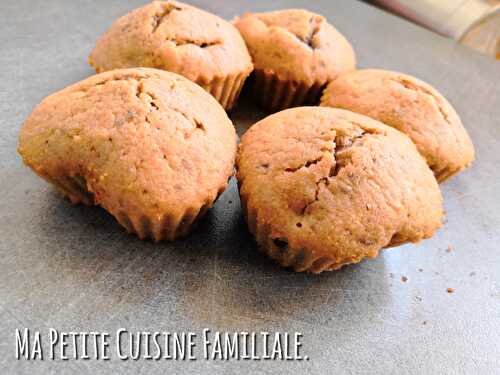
xmin=1 ymin=0 xmax=499 ymax=374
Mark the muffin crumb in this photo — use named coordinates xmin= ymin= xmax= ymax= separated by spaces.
xmin=236 ymin=107 xmax=443 ymax=273
xmin=18 ymin=68 xmax=237 ymax=241
xmin=234 ymin=9 xmax=356 ymax=111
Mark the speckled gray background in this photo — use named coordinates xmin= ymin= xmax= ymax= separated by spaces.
xmin=1 ymin=0 xmax=499 ymax=374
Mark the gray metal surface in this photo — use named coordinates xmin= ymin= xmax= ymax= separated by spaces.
xmin=1 ymin=0 xmax=499 ymax=374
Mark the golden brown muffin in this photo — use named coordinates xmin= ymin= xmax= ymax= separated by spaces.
xmin=320 ymin=69 xmax=475 ymax=182
xmin=89 ymin=1 xmax=253 ymax=111
xmin=18 ymin=68 xmax=237 ymax=241
xmin=233 ymin=9 xmax=356 ymax=112
xmin=237 ymin=107 xmax=443 ymax=273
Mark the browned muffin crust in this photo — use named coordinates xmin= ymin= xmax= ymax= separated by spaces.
xmin=237 ymin=107 xmax=443 ymax=273
xmin=89 ymin=1 xmax=253 ymax=110
xmin=321 ymin=69 xmax=475 ymax=182
xmin=234 ymin=9 xmax=356 ymax=111
xmin=18 ymin=68 xmax=237 ymax=241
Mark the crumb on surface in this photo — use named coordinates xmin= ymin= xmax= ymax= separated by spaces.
xmin=446 ymin=245 xmax=453 ymax=253
xmin=401 ymin=275 xmax=408 ymax=282
xmin=418 ymin=268 xmax=423 ymax=272
xmin=447 ymin=287 xmax=455 ymax=294
xmin=422 ymin=320 xmax=427 ymax=325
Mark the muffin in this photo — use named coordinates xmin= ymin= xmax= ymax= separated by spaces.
xmin=18 ymin=68 xmax=237 ymax=241
xmin=233 ymin=9 xmax=356 ymax=112
xmin=89 ymin=1 xmax=253 ymax=111
xmin=321 ymin=69 xmax=475 ymax=182
xmin=237 ymin=107 xmax=443 ymax=273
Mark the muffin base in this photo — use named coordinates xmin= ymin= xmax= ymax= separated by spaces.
xmin=48 ymin=171 xmax=228 ymax=242
xmin=112 ymin=201 xmax=214 ymax=242
xmin=240 ymin=188 xmax=432 ymax=273
xmin=239 ymin=187 xmax=375 ymax=274
xmin=250 ymin=69 xmax=326 ymax=112
xmin=197 ymin=71 xmax=250 ymax=112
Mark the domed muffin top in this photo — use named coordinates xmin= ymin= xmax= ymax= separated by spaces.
xmin=237 ymin=107 xmax=443 ymax=272
xmin=234 ymin=9 xmax=356 ymax=84
xmin=89 ymin=1 xmax=253 ymax=82
xmin=18 ymin=68 xmax=237 ymax=224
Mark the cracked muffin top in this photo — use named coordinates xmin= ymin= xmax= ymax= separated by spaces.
xmin=237 ymin=107 xmax=443 ymax=273
xmin=18 ymin=68 xmax=237 ymax=240
xmin=89 ymin=1 xmax=253 ymax=83
xmin=233 ymin=9 xmax=356 ymax=84
xmin=321 ymin=69 xmax=475 ymax=182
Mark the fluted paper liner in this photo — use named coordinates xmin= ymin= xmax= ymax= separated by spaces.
xmin=197 ymin=70 xmax=250 ymax=111
xmin=51 ymin=174 xmax=228 ymax=242
xmin=250 ymin=69 xmax=327 ymax=112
